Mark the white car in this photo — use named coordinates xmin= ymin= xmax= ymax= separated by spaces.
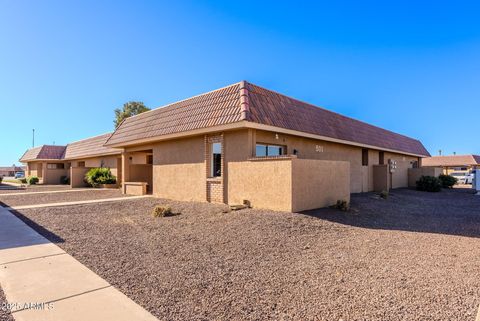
xmin=450 ymin=172 xmax=469 ymax=184
xmin=465 ymin=173 xmax=475 ymax=184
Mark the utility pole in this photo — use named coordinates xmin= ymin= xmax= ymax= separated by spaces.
xmin=32 ymin=129 xmax=35 ymax=147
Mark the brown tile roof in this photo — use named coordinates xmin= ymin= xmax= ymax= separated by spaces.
xmin=104 ymin=80 xmax=429 ymax=156
xmin=105 ymin=83 xmax=243 ymax=146
xmin=19 ymin=145 xmax=66 ymax=162
xmin=0 ymin=166 xmax=25 ymax=171
xmin=64 ymin=133 xmax=120 ymax=160
xmin=422 ymin=155 xmax=480 ymax=167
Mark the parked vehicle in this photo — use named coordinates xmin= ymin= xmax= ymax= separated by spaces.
xmin=465 ymin=172 xmax=475 ymax=184
xmin=14 ymin=172 xmax=25 ymax=179
xmin=450 ymin=172 xmax=468 ymax=184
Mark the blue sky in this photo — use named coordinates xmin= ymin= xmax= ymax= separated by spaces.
xmin=1 ymin=1 xmax=479 ymax=165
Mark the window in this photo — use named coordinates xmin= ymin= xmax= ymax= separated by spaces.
xmin=211 ymin=142 xmax=221 ymax=177
xmin=362 ymin=149 xmax=369 ymax=166
xmin=379 ymin=151 xmax=385 ymax=165
xmin=78 ymin=161 xmax=85 ymax=168
xmin=255 ymin=144 xmax=285 ymax=157
xmin=146 ymin=155 xmax=153 ymax=165
xmin=47 ymin=163 xmax=65 ymax=169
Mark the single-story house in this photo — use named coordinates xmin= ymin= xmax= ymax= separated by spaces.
xmin=422 ymin=155 xmax=480 ymax=174
xmin=20 ymin=81 xmax=430 ymax=211
xmin=104 ymin=81 xmax=429 ymax=211
xmin=20 ymin=133 xmax=128 ymax=185
xmin=0 ymin=166 xmax=25 ymax=177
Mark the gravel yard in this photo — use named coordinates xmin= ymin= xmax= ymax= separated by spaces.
xmin=0 ymin=189 xmax=128 ymax=207
xmin=0 ymin=286 xmax=13 ymax=321
xmin=11 ymin=188 xmax=480 ymax=321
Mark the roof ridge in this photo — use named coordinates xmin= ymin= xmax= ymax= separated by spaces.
xmin=245 ymin=82 xmax=421 ymax=142
xmin=239 ymin=80 xmax=250 ymax=120
xmin=67 ymin=132 xmax=113 ymax=146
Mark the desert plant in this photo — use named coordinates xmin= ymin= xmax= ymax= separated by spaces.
xmin=416 ymin=175 xmax=442 ymax=192
xmin=438 ymin=174 xmax=457 ymax=188
xmin=27 ymin=176 xmax=39 ymax=185
xmin=380 ymin=190 xmax=389 ymax=199
xmin=0 ymin=176 xmax=3 ymax=184
xmin=332 ymin=200 xmax=349 ymax=211
xmin=84 ymin=168 xmax=116 ymax=187
xmin=19 ymin=178 xmax=27 ymax=184
xmin=152 ymin=205 xmax=173 ymax=217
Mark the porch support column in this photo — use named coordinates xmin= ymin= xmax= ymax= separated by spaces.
xmin=121 ymin=152 xmax=130 ymax=194
xmin=42 ymin=162 xmax=47 ymax=184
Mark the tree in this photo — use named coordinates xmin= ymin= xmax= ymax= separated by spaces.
xmin=114 ymin=101 xmax=150 ymax=128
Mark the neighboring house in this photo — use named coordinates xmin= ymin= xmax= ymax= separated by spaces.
xmin=422 ymin=155 xmax=480 ymax=174
xmin=0 ymin=166 xmax=25 ymax=177
xmin=19 ymin=133 xmax=124 ymax=185
xmin=104 ymin=81 xmax=430 ymax=211
xmin=20 ymin=145 xmax=67 ymax=184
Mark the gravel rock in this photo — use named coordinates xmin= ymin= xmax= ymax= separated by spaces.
xmin=0 ymin=286 xmax=13 ymax=321
xmin=12 ymin=188 xmax=480 ymax=321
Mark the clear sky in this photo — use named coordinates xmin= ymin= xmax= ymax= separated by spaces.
xmin=1 ymin=1 xmax=479 ymax=165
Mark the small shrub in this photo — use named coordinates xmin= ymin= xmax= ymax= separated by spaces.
xmin=152 ymin=205 xmax=173 ymax=217
xmin=85 ymin=168 xmax=116 ymax=187
xmin=60 ymin=176 xmax=70 ymax=185
xmin=0 ymin=176 xmax=3 ymax=183
xmin=27 ymin=176 xmax=39 ymax=185
xmin=19 ymin=178 xmax=27 ymax=184
xmin=416 ymin=175 xmax=442 ymax=192
xmin=438 ymin=174 xmax=457 ymax=188
xmin=332 ymin=200 xmax=349 ymax=211
xmin=380 ymin=190 xmax=389 ymax=199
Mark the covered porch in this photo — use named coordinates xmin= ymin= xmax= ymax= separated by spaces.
xmin=121 ymin=147 xmax=153 ymax=195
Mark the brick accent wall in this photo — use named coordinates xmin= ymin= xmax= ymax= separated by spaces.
xmin=205 ymin=134 xmax=224 ymax=203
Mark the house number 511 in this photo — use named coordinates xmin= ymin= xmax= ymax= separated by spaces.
xmin=315 ymin=145 xmax=324 ymax=152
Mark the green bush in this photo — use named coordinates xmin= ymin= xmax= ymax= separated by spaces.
xmin=0 ymin=176 xmax=3 ymax=184
xmin=84 ymin=168 xmax=116 ymax=187
xmin=19 ymin=178 xmax=27 ymax=184
xmin=438 ymin=174 xmax=457 ymax=188
xmin=27 ymin=176 xmax=39 ymax=185
xmin=416 ymin=175 xmax=442 ymax=192
xmin=152 ymin=205 xmax=173 ymax=217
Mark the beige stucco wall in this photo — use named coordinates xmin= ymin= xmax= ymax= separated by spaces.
xmin=152 ymin=136 xmax=206 ymax=201
xmin=70 ymin=167 xmax=92 ymax=188
xmin=228 ymin=158 xmax=350 ymax=212
xmin=291 ymin=158 xmax=350 ymax=212
xmin=384 ymin=152 xmax=418 ymax=189
xmin=373 ymin=165 xmax=390 ymax=192
xmin=408 ymin=167 xmax=443 ymax=188
xmin=73 ymin=156 xmax=120 ymax=178
xmin=255 ymin=130 xmax=416 ymax=193
xmin=228 ymin=159 xmax=293 ymax=211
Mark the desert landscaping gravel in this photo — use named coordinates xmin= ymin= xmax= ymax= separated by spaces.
xmin=0 ymin=286 xmax=13 ymax=321
xmin=11 ymin=188 xmax=480 ymax=321
xmin=0 ymin=189 xmax=129 ymax=207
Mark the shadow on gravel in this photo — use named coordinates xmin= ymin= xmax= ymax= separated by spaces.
xmin=301 ymin=188 xmax=480 ymax=238
xmin=8 ymin=209 xmax=65 ymax=245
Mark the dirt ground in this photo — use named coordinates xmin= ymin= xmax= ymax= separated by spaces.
xmin=0 ymin=189 xmax=128 ymax=207
xmin=10 ymin=188 xmax=480 ymax=321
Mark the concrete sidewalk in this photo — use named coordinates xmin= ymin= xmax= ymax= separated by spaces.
xmin=0 ymin=207 xmax=158 ymax=321
xmin=5 ymin=195 xmax=152 ymax=210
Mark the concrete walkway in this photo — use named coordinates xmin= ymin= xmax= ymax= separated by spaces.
xmin=0 ymin=188 xmax=94 ymax=197
xmin=0 ymin=206 xmax=159 ymax=321
xmin=5 ymin=195 xmax=152 ymax=211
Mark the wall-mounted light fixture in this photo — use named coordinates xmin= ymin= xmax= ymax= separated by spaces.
xmin=275 ymin=133 xmax=279 ymax=140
